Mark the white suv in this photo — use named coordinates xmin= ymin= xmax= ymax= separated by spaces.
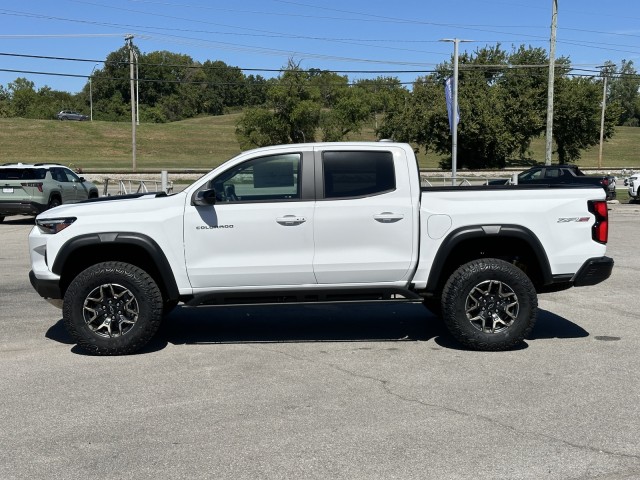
xmin=626 ymin=173 xmax=640 ymax=202
xmin=0 ymin=163 xmax=99 ymax=222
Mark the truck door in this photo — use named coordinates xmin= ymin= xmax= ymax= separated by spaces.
xmin=312 ymin=148 xmax=416 ymax=284
xmin=183 ymin=150 xmax=317 ymax=288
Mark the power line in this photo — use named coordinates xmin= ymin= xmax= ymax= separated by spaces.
xmin=0 ymin=51 xmax=437 ymax=73
xmin=4 ymin=7 xmax=640 ymax=54
xmin=2 ymin=64 xmax=636 ymax=87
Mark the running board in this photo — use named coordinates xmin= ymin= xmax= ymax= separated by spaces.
xmin=182 ymin=287 xmax=422 ymax=307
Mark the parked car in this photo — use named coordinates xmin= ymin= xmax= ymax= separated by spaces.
xmin=627 ymin=173 xmax=640 ymax=202
xmin=56 ymin=110 xmax=89 ymax=121
xmin=488 ymin=164 xmax=616 ymax=200
xmin=0 ymin=163 xmax=99 ymax=222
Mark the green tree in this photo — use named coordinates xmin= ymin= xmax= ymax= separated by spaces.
xmin=608 ymin=60 xmax=640 ymax=126
xmin=0 ymin=85 xmax=11 ymax=117
xmin=320 ymin=87 xmax=371 ymax=141
xmin=199 ymin=60 xmax=248 ymax=114
xmin=499 ymin=46 xmax=550 ymax=157
xmin=553 ymin=75 xmax=621 ymax=163
xmin=87 ymin=46 xmax=134 ymax=121
xmin=308 ymin=69 xmax=348 ymax=108
xmin=244 ymin=74 xmax=269 ymax=106
xmin=8 ymin=78 xmax=37 ymax=118
xmin=378 ymin=76 xmax=444 ymax=154
xmin=236 ymin=61 xmax=373 ymax=147
xmin=382 ymin=44 xmax=529 ymax=169
xmin=380 ymin=44 xmax=615 ymax=168
xmin=355 ymin=76 xmax=408 ymax=129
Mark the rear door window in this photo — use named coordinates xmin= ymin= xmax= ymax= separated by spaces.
xmin=321 ymin=151 xmax=395 ymax=199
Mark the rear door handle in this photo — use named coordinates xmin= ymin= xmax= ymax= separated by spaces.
xmin=276 ymin=215 xmax=307 ymax=226
xmin=373 ymin=212 xmax=404 ymax=223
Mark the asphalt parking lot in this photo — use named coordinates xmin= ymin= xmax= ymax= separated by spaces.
xmin=1 ymin=203 xmax=639 ymax=480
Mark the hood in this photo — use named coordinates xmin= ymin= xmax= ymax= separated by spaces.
xmin=36 ymin=191 xmax=182 ymax=220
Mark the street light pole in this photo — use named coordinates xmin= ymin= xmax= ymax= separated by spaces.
xmin=440 ymin=38 xmax=472 ymax=186
xmin=132 ymin=49 xmax=140 ymax=126
xmin=544 ymin=0 xmax=558 ymax=165
xmin=598 ymin=64 xmax=614 ymax=169
xmin=126 ymin=34 xmax=136 ymax=172
xmin=452 ymin=39 xmax=459 ymax=186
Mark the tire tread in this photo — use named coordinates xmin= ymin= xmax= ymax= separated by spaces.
xmin=63 ymin=261 xmax=163 ymax=355
xmin=441 ymin=258 xmax=538 ymax=351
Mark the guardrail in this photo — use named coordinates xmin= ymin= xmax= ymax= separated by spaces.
xmin=102 ymin=178 xmax=174 ymax=196
xmin=421 ymin=175 xmax=514 ymax=187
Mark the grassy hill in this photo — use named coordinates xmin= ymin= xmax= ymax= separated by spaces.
xmin=1 ymin=115 xmax=638 ymax=171
xmin=0 ymin=115 xmax=243 ymax=171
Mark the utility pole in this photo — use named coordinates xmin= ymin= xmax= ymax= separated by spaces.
xmin=440 ymin=38 xmax=472 ymax=185
xmin=598 ymin=64 xmax=614 ymax=169
xmin=133 ymin=49 xmax=140 ymax=126
xmin=89 ymin=63 xmax=99 ymax=122
xmin=545 ymin=0 xmax=558 ymax=165
xmin=126 ymin=34 xmax=136 ymax=172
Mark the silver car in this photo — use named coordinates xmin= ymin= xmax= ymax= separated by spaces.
xmin=57 ymin=110 xmax=89 ymax=121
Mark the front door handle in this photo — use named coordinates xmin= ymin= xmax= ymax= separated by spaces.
xmin=276 ymin=215 xmax=307 ymax=226
xmin=373 ymin=212 xmax=404 ymax=223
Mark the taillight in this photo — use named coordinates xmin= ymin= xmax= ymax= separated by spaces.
xmin=588 ymin=200 xmax=608 ymax=244
xmin=21 ymin=182 xmax=43 ymax=192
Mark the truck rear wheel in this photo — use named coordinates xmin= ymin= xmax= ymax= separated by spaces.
xmin=441 ymin=259 xmax=538 ymax=351
xmin=63 ymin=261 xmax=163 ymax=355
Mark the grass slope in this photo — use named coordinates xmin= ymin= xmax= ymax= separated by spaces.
xmin=1 ymin=115 xmax=638 ymax=170
xmin=0 ymin=115 xmax=243 ymax=171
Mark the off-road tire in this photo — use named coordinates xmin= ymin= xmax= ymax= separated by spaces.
xmin=63 ymin=261 xmax=163 ymax=355
xmin=441 ymin=258 xmax=538 ymax=351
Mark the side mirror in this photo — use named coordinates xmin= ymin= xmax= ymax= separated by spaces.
xmin=193 ymin=188 xmax=217 ymax=206
xmin=78 ymin=177 xmax=86 ymax=183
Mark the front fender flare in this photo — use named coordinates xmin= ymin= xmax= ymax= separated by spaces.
xmin=51 ymin=232 xmax=180 ymax=301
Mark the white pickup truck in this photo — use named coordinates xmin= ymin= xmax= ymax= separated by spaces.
xmin=28 ymin=142 xmax=613 ymax=355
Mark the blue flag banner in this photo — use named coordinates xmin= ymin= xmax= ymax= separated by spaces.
xmin=444 ymin=77 xmax=460 ymax=133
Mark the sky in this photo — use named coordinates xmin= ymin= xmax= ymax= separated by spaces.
xmin=1 ymin=0 xmax=639 ymax=94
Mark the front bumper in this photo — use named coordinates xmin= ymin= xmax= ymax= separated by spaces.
xmin=29 ymin=270 xmax=63 ymax=299
xmin=572 ymin=256 xmax=614 ymax=286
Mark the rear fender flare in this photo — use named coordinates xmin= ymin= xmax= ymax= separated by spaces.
xmin=425 ymin=224 xmax=553 ymax=292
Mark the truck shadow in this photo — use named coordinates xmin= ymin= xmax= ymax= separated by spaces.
xmin=153 ymin=304 xmax=589 ymax=352
xmin=45 ymin=305 xmax=589 ymax=355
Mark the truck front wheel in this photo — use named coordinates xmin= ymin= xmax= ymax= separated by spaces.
xmin=441 ymin=259 xmax=538 ymax=351
xmin=63 ymin=261 xmax=163 ymax=355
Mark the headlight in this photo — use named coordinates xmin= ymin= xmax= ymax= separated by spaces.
xmin=36 ymin=217 xmax=77 ymax=234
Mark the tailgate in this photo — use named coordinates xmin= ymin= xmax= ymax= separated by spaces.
xmin=0 ymin=179 xmax=41 ymax=201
